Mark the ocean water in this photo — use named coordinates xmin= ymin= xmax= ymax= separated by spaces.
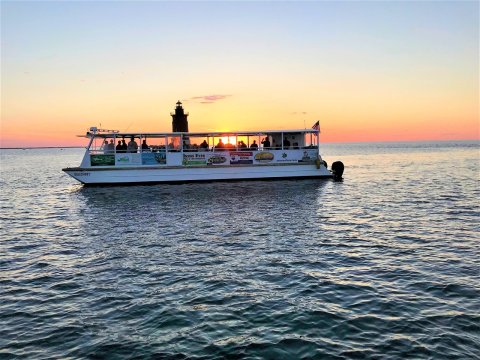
xmin=0 ymin=141 xmax=479 ymax=359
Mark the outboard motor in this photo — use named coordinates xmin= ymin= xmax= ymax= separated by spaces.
xmin=331 ymin=161 xmax=344 ymax=181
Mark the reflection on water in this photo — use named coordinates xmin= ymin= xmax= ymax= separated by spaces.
xmin=76 ymin=179 xmax=327 ymax=217
xmin=1 ymin=142 xmax=479 ymax=359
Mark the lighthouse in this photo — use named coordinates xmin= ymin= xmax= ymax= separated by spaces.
xmin=171 ymin=101 xmax=189 ymax=132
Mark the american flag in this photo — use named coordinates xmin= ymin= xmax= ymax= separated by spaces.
xmin=312 ymin=121 xmax=320 ymax=131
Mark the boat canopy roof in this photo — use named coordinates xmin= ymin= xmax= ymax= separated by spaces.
xmin=80 ymin=128 xmax=319 ymax=138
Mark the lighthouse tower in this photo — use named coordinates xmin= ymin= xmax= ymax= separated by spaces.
xmin=171 ymin=101 xmax=189 ymax=133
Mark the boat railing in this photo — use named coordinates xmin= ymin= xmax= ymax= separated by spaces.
xmin=86 ymin=129 xmax=319 ymax=153
xmin=88 ymin=146 xmax=318 ymax=155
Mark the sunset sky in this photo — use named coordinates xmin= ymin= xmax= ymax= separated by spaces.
xmin=1 ymin=1 xmax=478 ymax=147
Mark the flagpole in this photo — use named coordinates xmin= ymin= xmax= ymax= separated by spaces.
xmin=316 ymin=120 xmax=320 ymax=153
xmin=310 ymin=120 xmax=320 ymax=154
xmin=318 ymin=120 xmax=320 ymax=152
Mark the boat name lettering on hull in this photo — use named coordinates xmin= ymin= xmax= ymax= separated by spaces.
xmin=73 ymin=172 xmax=90 ymax=177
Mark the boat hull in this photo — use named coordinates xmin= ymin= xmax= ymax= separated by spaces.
xmin=63 ymin=164 xmax=332 ymax=185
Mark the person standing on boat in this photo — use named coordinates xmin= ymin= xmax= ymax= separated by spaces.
xmin=127 ymin=136 xmax=138 ymax=153
xmin=261 ymin=136 xmax=270 ymax=149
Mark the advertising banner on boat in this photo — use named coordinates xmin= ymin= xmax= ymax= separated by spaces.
xmin=90 ymin=154 xmax=115 ymax=166
xmin=273 ymin=149 xmax=317 ymax=164
xmin=206 ymin=152 xmax=229 ymax=166
xmin=115 ymin=153 xmax=142 ymax=166
xmin=254 ymin=152 xmax=275 ymax=164
xmin=297 ymin=149 xmax=318 ymax=163
xmin=252 ymin=149 xmax=318 ymax=164
xmin=182 ymin=152 xmax=230 ymax=166
xmin=142 ymin=152 xmax=166 ymax=165
xmin=230 ymin=151 xmax=253 ymax=165
xmin=274 ymin=152 xmax=298 ymax=163
xmin=183 ymin=153 xmax=207 ymax=166
xmin=180 ymin=149 xmax=317 ymax=167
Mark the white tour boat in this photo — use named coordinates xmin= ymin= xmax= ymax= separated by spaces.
xmin=63 ymin=102 xmax=343 ymax=185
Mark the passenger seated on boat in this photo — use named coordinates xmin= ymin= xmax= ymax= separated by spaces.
xmin=106 ymin=140 xmax=115 ymax=154
xmin=283 ymin=137 xmax=291 ymax=149
xmin=127 ymin=137 xmax=138 ymax=153
xmin=141 ymin=140 xmax=150 ymax=151
xmin=238 ymin=140 xmax=247 ymax=149
xmin=101 ymin=140 xmax=108 ymax=153
xmin=261 ymin=137 xmax=270 ymax=149
xmin=116 ymin=140 xmax=123 ymax=153
xmin=250 ymin=140 xmax=258 ymax=150
xmin=215 ymin=139 xmax=225 ymax=150
xmin=199 ymin=140 xmax=209 ymax=150
xmin=121 ymin=139 xmax=128 ymax=152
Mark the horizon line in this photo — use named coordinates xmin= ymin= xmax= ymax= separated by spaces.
xmin=1 ymin=138 xmax=478 ymax=150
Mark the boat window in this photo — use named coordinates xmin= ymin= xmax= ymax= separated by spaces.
xmin=223 ymin=135 xmax=235 ymax=150
xmin=184 ymin=135 xmax=210 ymax=152
xmin=90 ymin=136 xmax=102 ymax=153
xmin=123 ymin=135 xmax=140 ymax=153
xmin=257 ymin=134 xmax=272 ymax=150
xmin=141 ymin=135 xmax=167 ymax=152
xmin=283 ymin=133 xmax=301 ymax=149
xmin=304 ymin=132 xmax=319 ymax=149
xmin=167 ymin=135 xmax=181 ymax=152
xmin=211 ymin=135 xmax=238 ymax=151
xmin=211 ymin=136 xmax=221 ymax=151
xmin=90 ymin=135 xmax=116 ymax=154
xmin=270 ymin=134 xmax=282 ymax=150
xmin=111 ymin=135 xmax=136 ymax=153
xmin=235 ymin=136 xmax=250 ymax=150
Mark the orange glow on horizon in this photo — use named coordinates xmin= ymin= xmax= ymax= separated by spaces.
xmin=1 ymin=120 xmax=478 ymax=148
xmin=3 ymin=82 xmax=478 ymax=148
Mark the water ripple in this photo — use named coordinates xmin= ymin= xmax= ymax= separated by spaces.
xmin=1 ymin=143 xmax=479 ymax=359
